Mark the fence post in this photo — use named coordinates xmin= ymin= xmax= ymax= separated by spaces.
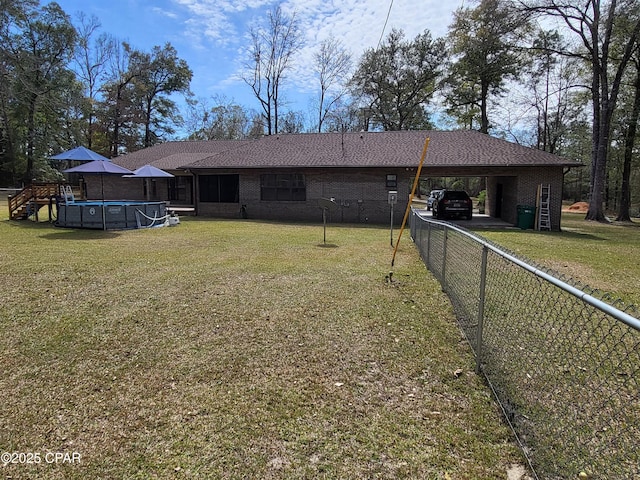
xmin=426 ymin=220 xmax=431 ymax=267
xmin=475 ymin=245 xmax=488 ymax=374
xmin=441 ymin=227 xmax=448 ymax=292
xmin=416 ymin=214 xmax=422 ymax=255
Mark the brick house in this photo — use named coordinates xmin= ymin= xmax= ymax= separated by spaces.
xmin=94 ymin=130 xmax=581 ymax=229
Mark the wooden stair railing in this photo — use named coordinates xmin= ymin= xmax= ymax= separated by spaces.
xmin=8 ymin=183 xmax=62 ymax=221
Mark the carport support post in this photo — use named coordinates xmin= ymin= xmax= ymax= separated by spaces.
xmin=475 ymin=245 xmax=488 ymax=374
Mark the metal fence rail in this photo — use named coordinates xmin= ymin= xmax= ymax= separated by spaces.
xmin=409 ymin=209 xmax=640 ymax=480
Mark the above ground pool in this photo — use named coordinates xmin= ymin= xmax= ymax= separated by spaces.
xmin=56 ymin=201 xmax=169 ymax=230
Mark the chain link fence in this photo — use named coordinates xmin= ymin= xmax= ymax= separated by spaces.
xmin=409 ymin=210 xmax=640 ymax=480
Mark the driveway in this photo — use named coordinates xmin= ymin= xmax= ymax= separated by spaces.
xmin=415 ymin=210 xmax=515 ymax=229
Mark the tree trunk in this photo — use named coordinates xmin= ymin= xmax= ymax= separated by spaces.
xmin=586 ymin=105 xmax=611 ymax=222
xmin=480 ymin=80 xmax=490 ymax=134
xmin=265 ymin=108 xmax=272 ymax=135
xmin=87 ymin=112 xmax=94 ymax=149
xmin=144 ymin=97 xmax=153 ymax=147
xmin=616 ymin=63 xmax=640 ymax=222
xmin=318 ymin=88 xmax=326 ymax=133
xmin=617 ymin=151 xmax=633 ymax=221
xmin=112 ymin=83 xmax=125 ymax=157
xmin=112 ymin=105 xmax=120 ymax=158
xmin=586 ymin=5 xmax=604 ymax=221
xmin=0 ymin=93 xmax=16 ymax=184
xmin=25 ymin=93 xmax=38 ymax=183
xmin=273 ymin=81 xmax=279 ymax=134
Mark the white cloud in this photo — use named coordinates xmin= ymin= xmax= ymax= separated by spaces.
xmin=170 ymin=0 xmax=464 ymax=108
xmin=173 ymin=0 xmax=461 ymax=49
xmin=151 ymin=7 xmax=179 ymax=19
xmin=282 ymin=0 xmax=464 ymax=93
xmin=172 ymin=0 xmax=275 ymax=47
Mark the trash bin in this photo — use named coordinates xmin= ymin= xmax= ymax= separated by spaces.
xmin=517 ymin=205 xmax=536 ymax=229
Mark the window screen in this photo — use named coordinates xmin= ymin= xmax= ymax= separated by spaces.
xmin=199 ymin=175 xmax=239 ymax=203
xmin=260 ymin=174 xmax=306 ymax=201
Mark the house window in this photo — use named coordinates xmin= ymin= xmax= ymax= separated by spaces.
xmin=386 ymin=174 xmax=397 ymax=189
xmin=169 ymin=176 xmax=189 ymax=202
xmin=199 ymin=174 xmax=239 ymax=203
xmin=261 ymin=173 xmax=306 ymax=201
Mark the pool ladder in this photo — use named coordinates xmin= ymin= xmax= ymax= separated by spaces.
xmin=60 ymin=185 xmax=75 ymax=203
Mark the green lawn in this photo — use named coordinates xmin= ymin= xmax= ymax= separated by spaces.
xmin=478 ymin=212 xmax=640 ymax=308
xmin=0 ymin=206 xmax=524 ymax=479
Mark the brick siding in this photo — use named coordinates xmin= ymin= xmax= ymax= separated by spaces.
xmin=192 ymin=168 xmax=412 ymax=224
xmin=486 ymin=167 xmax=564 ymax=230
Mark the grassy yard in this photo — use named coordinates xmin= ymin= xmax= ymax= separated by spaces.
xmin=478 ymin=212 xmax=640 ymax=308
xmin=0 ymin=206 xmax=525 ymax=479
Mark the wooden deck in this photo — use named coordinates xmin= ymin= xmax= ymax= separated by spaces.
xmin=8 ymin=183 xmax=62 ymax=221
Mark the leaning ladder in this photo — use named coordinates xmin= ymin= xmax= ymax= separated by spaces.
xmin=537 ymin=184 xmax=551 ymax=231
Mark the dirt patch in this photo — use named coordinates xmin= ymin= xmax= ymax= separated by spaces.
xmin=507 ymin=464 xmax=533 ymax=480
xmin=563 ymin=201 xmax=588 ymax=213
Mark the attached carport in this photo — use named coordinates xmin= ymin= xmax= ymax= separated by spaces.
xmin=419 ymin=133 xmax=582 ymax=231
xmin=421 ymin=166 xmax=562 ymax=230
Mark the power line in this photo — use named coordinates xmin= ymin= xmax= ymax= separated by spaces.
xmin=376 ymin=0 xmax=394 ymax=50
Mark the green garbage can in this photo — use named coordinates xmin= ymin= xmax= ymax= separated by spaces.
xmin=517 ymin=205 xmax=536 ymax=229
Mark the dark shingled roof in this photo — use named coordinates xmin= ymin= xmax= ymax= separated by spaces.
xmin=112 ymin=140 xmax=250 ymax=170
xmin=112 ymin=130 xmax=581 ymax=170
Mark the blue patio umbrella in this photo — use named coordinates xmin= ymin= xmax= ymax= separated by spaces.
xmin=50 ymin=146 xmax=110 ymax=162
xmin=63 ymin=160 xmax=133 ymax=229
xmin=123 ymin=165 xmax=174 ymax=200
xmin=62 ymin=160 xmax=133 ymax=199
xmin=63 ymin=160 xmax=132 ymax=175
xmin=126 ymin=164 xmax=174 ymax=178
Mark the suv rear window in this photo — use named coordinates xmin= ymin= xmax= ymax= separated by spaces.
xmin=442 ymin=191 xmax=470 ymax=200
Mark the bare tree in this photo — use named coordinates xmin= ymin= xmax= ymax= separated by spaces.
xmin=517 ymin=0 xmax=640 ymax=222
xmin=616 ymin=44 xmax=640 ymax=222
xmin=524 ymin=28 xmax=583 ymax=154
xmin=242 ymin=5 xmax=303 ymax=135
xmin=278 ymin=110 xmax=304 ymax=133
xmin=101 ymin=41 xmax=140 ymax=156
xmin=185 ymin=95 xmax=254 ymax=140
xmin=74 ymin=12 xmax=115 ymax=149
xmin=313 ymin=36 xmax=352 ymax=132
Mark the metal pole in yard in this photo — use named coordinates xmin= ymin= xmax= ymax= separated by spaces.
xmin=441 ymin=227 xmax=448 ymax=292
xmin=323 ymin=207 xmax=327 ymax=245
xmin=389 ymin=190 xmax=397 ymax=247
xmin=391 ymin=137 xmax=429 ymax=267
xmin=390 ymin=202 xmax=394 ymax=246
xmin=476 ymin=245 xmax=488 ymax=374
xmin=416 ymin=215 xmax=422 ymax=256
xmin=426 ymin=221 xmax=432 ymax=267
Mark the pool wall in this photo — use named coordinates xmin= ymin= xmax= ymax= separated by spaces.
xmin=56 ymin=201 xmax=167 ymax=229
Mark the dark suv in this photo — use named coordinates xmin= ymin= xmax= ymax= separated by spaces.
xmin=432 ymin=190 xmax=473 ymax=220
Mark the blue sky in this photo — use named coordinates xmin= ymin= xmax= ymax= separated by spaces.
xmin=54 ymin=0 xmax=465 ymax=122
